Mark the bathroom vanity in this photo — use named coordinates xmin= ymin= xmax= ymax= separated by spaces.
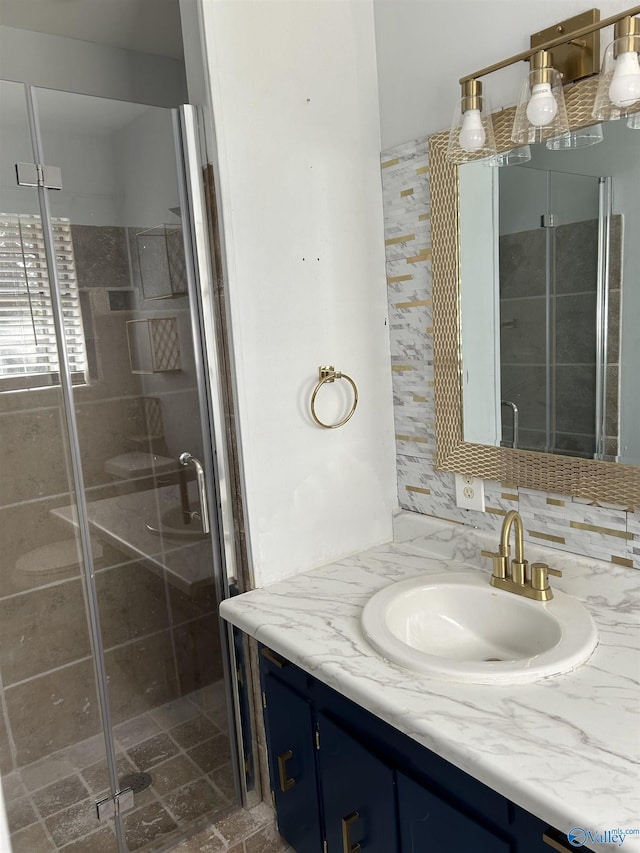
xmin=219 ymin=511 xmax=639 ymax=853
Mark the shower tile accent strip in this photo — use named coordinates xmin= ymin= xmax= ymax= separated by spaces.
xmin=381 ymin=136 xmax=640 ymax=570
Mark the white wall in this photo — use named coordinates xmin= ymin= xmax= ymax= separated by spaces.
xmin=374 ymin=0 xmax=626 ymax=147
xmin=199 ymin=0 xmax=397 ymax=587
xmin=0 ymin=25 xmax=187 ymax=107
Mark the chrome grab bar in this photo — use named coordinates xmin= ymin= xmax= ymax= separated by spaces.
xmin=501 ymin=400 xmax=519 ymax=449
xmin=178 ymin=452 xmax=210 ymax=534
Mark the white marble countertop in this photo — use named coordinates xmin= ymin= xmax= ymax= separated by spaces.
xmin=220 ymin=511 xmax=640 ymax=852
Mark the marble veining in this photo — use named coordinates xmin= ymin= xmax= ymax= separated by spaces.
xmin=220 ymin=511 xmax=640 ymax=852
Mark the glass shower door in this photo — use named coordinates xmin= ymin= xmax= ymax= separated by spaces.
xmin=1 ymin=82 xmax=239 ymax=852
xmin=0 ymin=80 xmax=119 ymax=851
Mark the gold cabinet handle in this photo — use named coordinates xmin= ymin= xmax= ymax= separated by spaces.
xmin=341 ymin=811 xmax=361 ymax=853
xmin=261 ymin=647 xmax=289 ymax=669
xmin=543 ymin=828 xmax=576 ymax=851
xmin=277 ymin=750 xmax=296 ymax=792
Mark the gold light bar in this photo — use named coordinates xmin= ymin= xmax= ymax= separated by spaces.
xmin=459 ymin=4 xmax=640 ymax=84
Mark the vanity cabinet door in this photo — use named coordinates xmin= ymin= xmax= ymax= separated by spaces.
xmin=317 ymin=713 xmax=398 ymax=853
xmin=262 ymin=672 xmax=323 ymax=853
xmin=397 ymin=772 xmax=511 ymax=853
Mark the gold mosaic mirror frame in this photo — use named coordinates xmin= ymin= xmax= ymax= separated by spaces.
xmin=429 ymin=76 xmax=640 ymax=506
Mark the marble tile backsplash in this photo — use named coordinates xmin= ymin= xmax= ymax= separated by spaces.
xmin=381 ymin=137 xmax=640 ymax=570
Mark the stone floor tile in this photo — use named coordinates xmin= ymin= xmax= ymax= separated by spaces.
xmin=244 ymin=823 xmax=289 ymax=853
xmin=188 ymin=735 xmax=232 ymax=775
xmin=248 ymin=802 xmax=276 ymax=828
xmin=114 ymin=714 xmax=162 ymax=750
xmin=81 ymin=753 xmax=134 ymax=795
xmin=150 ymin=754 xmax=201 ymax=797
xmin=149 ymin=696 xmax=200 ymax=731
xmin=33 ymin=773 xmax=89 ymax=818
xmin=44 ymin=798 xmax=99 ymax=847
xmin=10 ymin=821 xmax=55 ymax=853
xmin=208 ymin=763 xmax=236 ymax=802
xmin=214 ymin=808 xmax=258 ymax=845
xmin=163 ymin=778 xmax=228 ymax=824
xmin=6 ymin=794 xmax=38 ymax=833
xmin=123 ymin=801 xmax=177 ymax=851
xmin=58 ymin=825 xmax=118 ymax=852
xmin=127 ymin=733 xmax=178 ymax=771
xmin=169 ymin=716 xmax=218 ymax=750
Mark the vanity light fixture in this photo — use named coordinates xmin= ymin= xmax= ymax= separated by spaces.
xmin=446 ymin=5 xmax=640 ymax=164
xmin=511 ymin=50 xmax=570 ymax=145
xmin=446 ymin=80 xmax=497 ymax=164
xmin=593 ymin=15 xmax=640 ymax=124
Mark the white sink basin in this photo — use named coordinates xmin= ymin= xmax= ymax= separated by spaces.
xmin=361 ymin=572 xmax=598 ymax=684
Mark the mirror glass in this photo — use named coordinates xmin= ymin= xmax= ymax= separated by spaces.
xmin=459 ymin=119 xmax=639 ymax=466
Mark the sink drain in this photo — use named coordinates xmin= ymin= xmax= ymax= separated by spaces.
xmin=484 ymin=657 xmax=504 ymax=662
xmin=119 ymin=772 xmax=152 ymax=794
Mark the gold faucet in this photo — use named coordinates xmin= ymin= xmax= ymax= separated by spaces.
xmin=482 ymin=510 xmax=562 ymax=601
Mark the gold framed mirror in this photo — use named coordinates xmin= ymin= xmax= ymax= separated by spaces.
xmin=429 ymin=76 xmax=640 ymax=506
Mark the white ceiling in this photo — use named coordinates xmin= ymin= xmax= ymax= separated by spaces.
xmin=0 ymin=0 xmax=184 ymax=60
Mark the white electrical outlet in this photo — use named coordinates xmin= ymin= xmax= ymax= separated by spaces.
xmin=454 ymin=473 xmax=485 ymax=512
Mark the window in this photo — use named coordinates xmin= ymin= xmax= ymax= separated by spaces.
xmin=0 ymin=213 xmax=87 ymax=391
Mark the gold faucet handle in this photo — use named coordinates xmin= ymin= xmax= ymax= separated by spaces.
xmin=481 ymin=550 xmax=508 ymax=579
xmin=531 ymin=562 xmax=562 ymax=591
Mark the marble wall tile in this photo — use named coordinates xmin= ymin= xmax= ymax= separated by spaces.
xmin=381 ymin=138 xmax=638 ymax=570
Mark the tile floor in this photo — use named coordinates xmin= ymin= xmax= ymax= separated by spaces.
xmin=3 ymin=683 xmax=239 ymax=852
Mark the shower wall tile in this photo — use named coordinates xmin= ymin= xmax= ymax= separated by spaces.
xmin=0 ymin=709 xmax=12 ymax=775
xmin=104 ymin=632 xmax=179 ymax=725
xmin=173 ymin=616 xmax=222 ymax=697
xmin=381 ymin=137 xmax=638 ymax=570
xmin=0 ymin=409 xmax=69 ymax=506
xmin=5 ymin=659 xmax=101 ymax=766
xmin=71 ymin=225 xmax=129 ymax=289
xmin=499 ymin=229 xmax=547 ymax=298
xmin=555 ymin=293 xmax=598 ymax=363
xmin=0 ymin=579 xmax=91 ymax=685
xmin=554 ymin=219 xmax=598 ymax=294
xmin=94 ymin=562 xmax=171 ymax=649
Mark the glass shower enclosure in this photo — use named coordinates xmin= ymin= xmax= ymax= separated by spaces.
xmin=0 ymin=81 xmax=240 ymax=852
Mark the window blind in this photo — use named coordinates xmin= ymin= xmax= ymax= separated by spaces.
xmin=0 ymin=213 xmax=87 ymax=391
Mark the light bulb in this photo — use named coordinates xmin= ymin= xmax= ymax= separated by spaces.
xmin=526 ymin=82 xmax=559 ymax=127
xmin=458 ymin=109 xmax=486 ymax=152
xmin=609 ymin=51 xmax=640 ymax=106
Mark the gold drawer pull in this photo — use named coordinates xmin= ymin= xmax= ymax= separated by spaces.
xmin=341 ymin=811 xmax=361 ymax=853
xmin=543 ymin=828 xmax=575 ymax=851
xmin=277 ymin=749 xmax=296 ymax=792
xmin=261 ymin=647 xmax=289 ymax=668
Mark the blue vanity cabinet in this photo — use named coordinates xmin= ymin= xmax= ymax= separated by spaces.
xmin=261 ymin=668 xmax=324 ymax=853
xmin=397 ymin=771 xmax=511 ymax=853
xmin=317 ymin=712 xmax=398 ymax=853
xmin=258 ymin=647 xmax=578 ymax=853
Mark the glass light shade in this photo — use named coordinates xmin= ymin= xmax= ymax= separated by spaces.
xmin=511 ymin=67 xmax=569 ymax=145
xmin=546 ymin=122 xmax=604 ymax=150
xmin=493 ymin=145 xmax=532 ymax=167
xmin=593 ymin=34 xmax=640 ymax=120
xmin=446 ymin=98 xmax=497 ymax=164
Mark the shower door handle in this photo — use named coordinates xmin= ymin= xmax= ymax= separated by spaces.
xmin=179 ymin=452 xmax=210 ymax=534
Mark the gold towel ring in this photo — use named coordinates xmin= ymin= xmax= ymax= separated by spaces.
xmin=310 ymin=366 xmax=358 ymax=429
